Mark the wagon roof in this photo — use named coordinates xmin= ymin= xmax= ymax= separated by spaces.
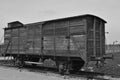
xmin=5 ymin=14 xmax=107 ymax=28
xmin=44 ymin=14 xmax=107 ymax=23
xmin=25 ymin=14 xmax=107 ymax=26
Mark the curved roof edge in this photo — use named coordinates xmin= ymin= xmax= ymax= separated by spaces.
xmin=25 ymin=14 xmax=107 ymax=26
xmin=84 ymin=14 xmax=107 ymax=23
xmin=41 ymin=14 xmax=107 ymax=23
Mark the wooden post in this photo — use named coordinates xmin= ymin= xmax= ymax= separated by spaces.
xmin=100 ymin=21 xmax=102 ymax=56
xmin=18 ymin=28 xmax=20 ymax=55
xmin=93 ymin=17 xmax=96 ymax=57
xmin=41 ymin=25 xmax=44 ymax=60
xmin=10 ymin=29 xmax=12 ymax=54
xmin=68 ymin=20 xmax=70 ymax=59
xmin=53 ymin=22 xmax=56 ymax=61
xmin=66 ymin=20 xmax=70 ymax=74
xmin=33 ymin=28 xmax=35 ymax=54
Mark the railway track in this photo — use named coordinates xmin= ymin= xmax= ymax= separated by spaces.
xmin=0 ymin=59 xmax=113 ymax=80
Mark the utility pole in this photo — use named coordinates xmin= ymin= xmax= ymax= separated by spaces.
xmin=113 ymin=41 xmax=118 ymax=53
xmin=105 ymin=32 xmax=109 ymax=54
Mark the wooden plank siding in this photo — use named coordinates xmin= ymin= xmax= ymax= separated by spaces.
xmin=87 ymin=16 xmax=106 ymax=61
xmin=42 ymin=18 xmax=86 ymax=58
xmin=4 ymin=29 xmax=12 ymax=54
xmin=4 ymin=14 xmax=106 ymax=62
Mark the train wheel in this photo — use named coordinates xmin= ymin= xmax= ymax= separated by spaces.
xmin=65 ymin=64 xmax=70 ymax=74
xmin=14 ymin=57 xmax=19 ymax=66
xmin=58 ymin=63 xmax=64 ymax=75
xmin=58 ymin=63 xmax=70 ymax=75
xmin=14 ymin=57 xmax=25 ymax=67
xmin=72 ymin=66 xmax=80 ymax=72
xmin=72 ymin=60 xmax=85 ymax=72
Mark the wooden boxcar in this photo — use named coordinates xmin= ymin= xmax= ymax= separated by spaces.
xmin=3 ymin=14 xmax=106 ymax=72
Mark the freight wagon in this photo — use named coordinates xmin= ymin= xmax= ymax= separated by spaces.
xmin=3 ymin=14 xmax=107 ymax=73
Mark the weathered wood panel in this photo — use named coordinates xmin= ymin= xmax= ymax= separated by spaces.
xmin=69 ymin=18 xmax=85 ymax=26
xmin=70 ymin=25 xmax=86 ymax=35
xmin=11 ymin=37 xmax=19 ymax=45
xmin=87 ymin=16 xmax=94 ymax=58
xmin=55 ymin=36 xmax=68 ymax=50
xmin=4 ymin=29 xmax=11 ymax=47
xmin=25 ymin=24 xmax=42 ymax=54
xmin=34 ymin=39 xmax=41 ymax=54
xmin=19 ymin=27 xmax=26 ymax=37
xmin=43 ymin=29 xmax=54 ymax=36
xmin=43 ymin=41 xmax=54 ymax=50
xmin=70 ymin=35 xmax=86 ymax=50
xmin=42 ymin=18 xmax=87 ymax=56
xmin=11 ymin=29 xmax=18 ymax=37
xmin=43 ymin=50 xmax=86 ymax=57
xmin=87 ymin=16 xmax=106 ymax=58
xmin=43 ymin=22 xmax=54 ymax=36
xmin=34 ymin=39 xmax=41 ymax=47
xmin=101 ymin=22 xmax=105 ymax=56
xmin=55 ymin=27 xmax=68 ymax=35
xmin=4 ymin=15 xmax=106 ymax=59
xmin=55 ymin=20 xmax=68 ymax=28
xmin=8 ymin=21 xmax=23 ymax=28
xmin=11 ymin=49 xmax=18 ymax=53
xmin=34 ymin=27 xmax=41 ymax=38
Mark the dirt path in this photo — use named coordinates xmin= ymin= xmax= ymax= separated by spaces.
xmin=0 ymin=66 xmax=87 ymax=80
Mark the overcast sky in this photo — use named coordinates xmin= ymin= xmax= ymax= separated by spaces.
xmin=0 ymin=0 xmax=120 ymax=44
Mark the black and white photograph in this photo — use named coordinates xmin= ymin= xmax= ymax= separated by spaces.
xmin=0 ymin=0 xmax=120 ymax=80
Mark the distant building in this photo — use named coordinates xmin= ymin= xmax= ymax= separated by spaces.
xmin=106 ymin=44 xmax=120 ymax=54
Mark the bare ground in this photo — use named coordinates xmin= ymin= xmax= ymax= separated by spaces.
xmin=0 ymin=55 xmax=120 ymax=80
